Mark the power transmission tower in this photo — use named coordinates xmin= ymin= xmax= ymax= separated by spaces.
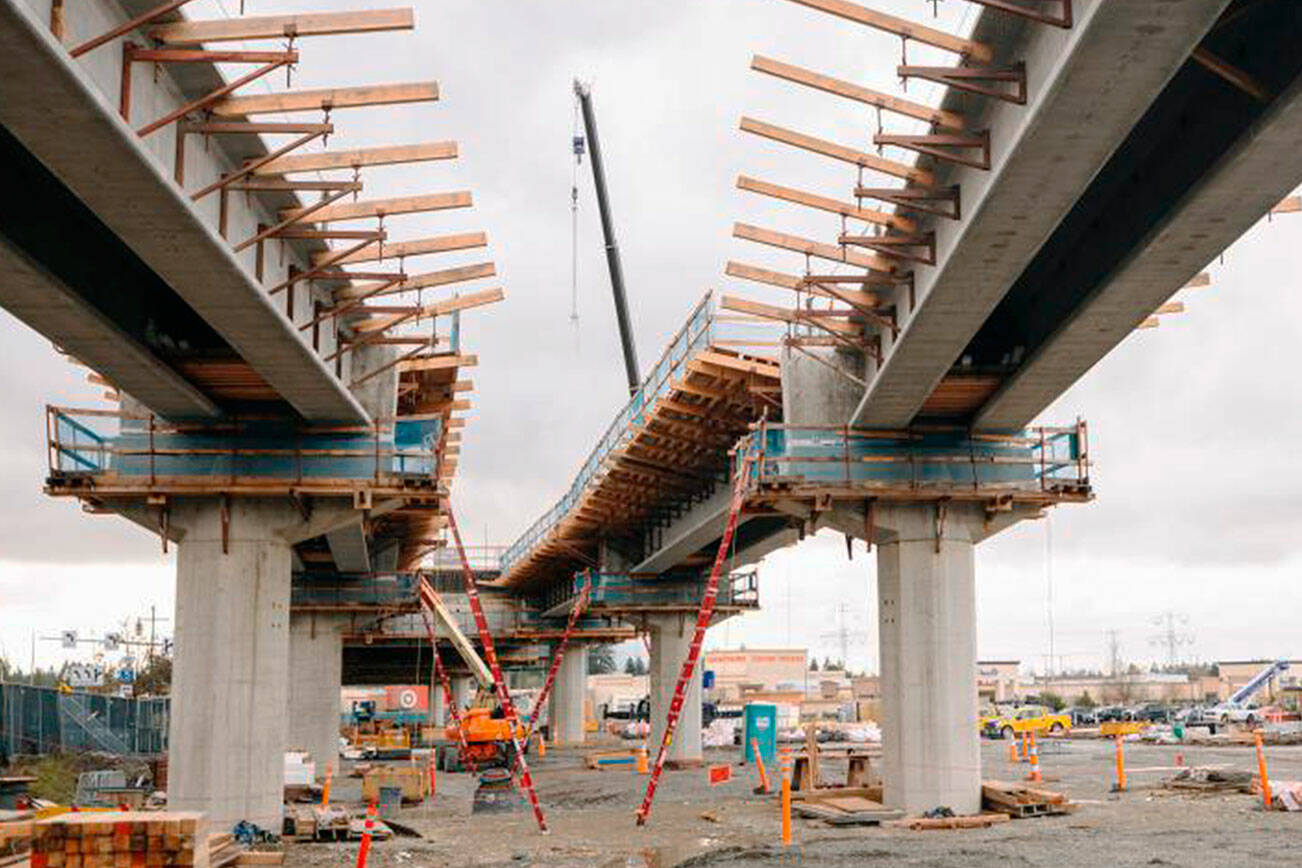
xmin=1105 ymin=629 xmax=1122 ymax=677
xmin=819 ymin=603 xmax=870 ymax=672
xmin=1148 ymin=611 xmax=1194 ymax=666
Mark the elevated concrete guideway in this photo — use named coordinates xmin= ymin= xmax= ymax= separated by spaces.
xmin=0 ymin=0 xmax=369 ymax=422
xmin=851 ymin=0 xmax=1232 ymax=428
xmin=974 ymin=2 xmax=1302 ymax=429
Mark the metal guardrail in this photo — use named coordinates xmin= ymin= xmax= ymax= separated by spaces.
xmin=46 ymin=406 xmax=445 ymax=483
xmin=500 ymin=293 xmax=776 ymax=575
xmin=735 ymin=420 xmax=1090 ymax=494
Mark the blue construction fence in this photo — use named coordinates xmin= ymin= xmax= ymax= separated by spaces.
xmin=0 ymin=683 xmax=169 ymax=758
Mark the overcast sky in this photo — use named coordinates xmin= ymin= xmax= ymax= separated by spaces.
xmin=3 ymin=0 xmax=1300 ymax=677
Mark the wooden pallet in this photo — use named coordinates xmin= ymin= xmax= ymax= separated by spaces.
xmin=981 ymin=781 xmax=1077 ymax=819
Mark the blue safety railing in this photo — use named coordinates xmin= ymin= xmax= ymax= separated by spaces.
xmin=735 ymin=421 xmax=1089 ymax=494
xmin=581 ymin=570 xmax=759 ymax=610
xmin=500 ymin=292 xmax=776 ymax=575
xmin=46 ymin=406 xmax=445 ymax=482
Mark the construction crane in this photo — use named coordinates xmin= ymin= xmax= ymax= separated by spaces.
xmin=573 ymin=79 xmax=640 ymax=395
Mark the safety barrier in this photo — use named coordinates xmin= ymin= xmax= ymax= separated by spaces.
xmin=735 ymin=420 xmax=1090 ymax=496
xmin=46 ymin=406 xmax=444 ymax=484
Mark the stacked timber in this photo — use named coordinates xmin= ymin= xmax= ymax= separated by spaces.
xmin=28 ymin=812 xmax=203 ymax=868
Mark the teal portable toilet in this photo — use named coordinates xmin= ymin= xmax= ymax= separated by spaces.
xmin=743 ymin=703 xmax=777 ymax=766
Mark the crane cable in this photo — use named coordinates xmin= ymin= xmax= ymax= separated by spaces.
xmin=570 ymin=93 xmax=584 ymax=337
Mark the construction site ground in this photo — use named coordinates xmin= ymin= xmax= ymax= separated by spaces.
xmin=287 ymin=737 xmax=1302 ymax=867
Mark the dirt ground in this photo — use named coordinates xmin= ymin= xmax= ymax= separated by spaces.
xmin=283 ymin=738 xmax=1302 ymax=867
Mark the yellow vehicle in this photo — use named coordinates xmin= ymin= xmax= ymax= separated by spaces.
xmin=982 ymin=705 xmax=1071 ymax=739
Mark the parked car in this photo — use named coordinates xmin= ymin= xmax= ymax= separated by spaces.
xmin=982 ymin=705 xmax=1071 ymax=740
xmin=1067 ymin=707 xmax=1099 ymax=726
xmin=1131 ymin=703 xmax=1171 ymax=723
xmin=1210 ymin=702 xmax=1261 ymax=725
xmin=1095 ymin=705 xmax=1127 ymax=722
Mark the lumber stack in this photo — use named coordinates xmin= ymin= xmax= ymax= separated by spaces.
xmin=981 ymin=781 xmax=1076 ymax=818
xmin=886 ymin=813 xmax=1011 ymax=831
xmin=28 ymin=812 xmax=203 ymax=868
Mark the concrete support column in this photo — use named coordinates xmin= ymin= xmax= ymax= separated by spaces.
xmin=429 ymin=675 xmax=446 ymax=727
xmin=167 ymin=499 xmax=296 ymax=831
xmin=450 ymin=676 xmax=474 ymax=713
xmin=549 ymin=645 xmax=588 ymax=744
xmin=287 ymin=613 xmax=346 ymax=779
xmin=875 ymin=504 xmax=983 ymax=815
xmin=647 ymin=615 xmax=703 ymax=763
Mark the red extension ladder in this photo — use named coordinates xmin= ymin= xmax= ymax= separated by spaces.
xmin=634 ymin=450 xmax=754 ymax=825
xmin=446 ymin=506 xmax=550 ymax=833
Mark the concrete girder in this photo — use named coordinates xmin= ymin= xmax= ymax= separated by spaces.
xmin=326 ymin=521 xmax=371 ymax=573
xmin=974 ymin=47 xmax=1302 ymax=429
xmin=0 ymin=235 xmax=219 ymax=418
xmin=850 ymin=0 xmax=1231 ymax=427
xmin=0 ymin=0 xmax=369 ymax=423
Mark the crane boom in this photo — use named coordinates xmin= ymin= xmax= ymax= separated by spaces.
xmin=1229 ymin=659 xmax=1290 ymax=707
xmin=574 ymin=79 xmax=640 ymax=394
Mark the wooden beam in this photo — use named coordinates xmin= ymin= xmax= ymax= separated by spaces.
xmin=1192 ymin=46 xmax=1271 ymax=103
xmin=739 ymin=117 xmax=932 ymax=185
xmin=1271 ymin=195 xmax=1302 ymax=215
xmin=352 ymin=287 xmax=505 ymax=332
xmin=336 ymin=262 xmax=496 ymax=300
xmin=280 ymin=191 xmax=471 ymax=224
xmin=150 ymin=8 xmax=414 ymax=44
xmin=751 ymin=55 xmax=962 ymax=130
xmin=780 ymin=0 xmax=992 ymax=62
xmin=724 ymin=261 xmax=878 ymax=308
xmin=254 ymin=141 xmax=456 ymax=175
xmin=695 ymin=349 xmax=781 ymax=377
xmin=720 ymin=295 xmax=860 ymax=335
xmin=315 ymin=232 xmax=487 ymax=266
xmin=1182 ymin=272 xmax=1211 ymax=289
xmin=398 ymin=354 xmax=480 ymax=374
xmin=212 ymin=82 xmax=438 ymax=117
xmin=1154 ymin=301 xmax=1185 ymax=315
xmin=737 ymin=175 xmax=914 ymax=232
xmin=732 ymin=222 xmax=893 ymax=273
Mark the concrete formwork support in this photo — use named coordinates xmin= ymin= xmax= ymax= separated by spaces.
xmin=287 ymin=613 xmax=346 ymax=779
xmin=549 ymin=646 xmax=588 ymax=745
xmin=167 ymin=499 xmax=297 ymax=831
xmin=647 ymin=615 xmax=703 ymax=763
xmin=875 ymin=503 xmax=983 ymax=815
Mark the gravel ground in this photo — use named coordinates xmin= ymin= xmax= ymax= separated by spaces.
xmin=282 ymin=737 xmax=1302 ymax=867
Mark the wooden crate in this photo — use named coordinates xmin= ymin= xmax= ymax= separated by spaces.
xmin=360 ymin=766 xmax=427 ymax=804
